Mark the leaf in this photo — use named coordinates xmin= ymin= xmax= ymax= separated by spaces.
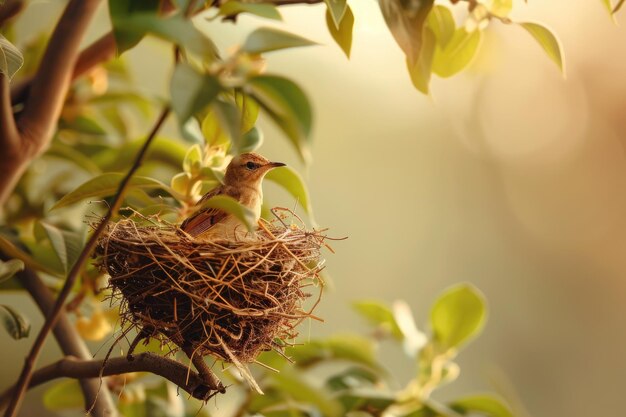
xmin=426 ymin=5 xmax=455 ymax=47
xmin=490 ymin=0 xmax=513 ymax=17
xmin=325 ymin=0 xmax=348 ymax=29
xmin=51 ymin=173 xmax=170 ymax=210
xmin=219 ymin=1 xmax=282 ymax=21
xmin=326 ymin=366 xmax=380 ymax=391
xmin=37 ymin=222 xmax=84 ymax=274
xmin=247 ymin=76 xmax=313 ymax=163
xmin=171 ymin=63 xmax=221 ymax=125
xmin=201 ymin=109 xmax=231 ymax=148
xmin=183 ymin=144 xmax=203 ymax=175
xmin=234 ymin=90 xmax=259 ymax=134
xmin=288 ymin=334 xmax=379 ymax=369
xmin=108 ymin=0 xmax=161 ymax=54
xmin=0 ymin=305 xmax=30 ymax=339
xmin=113 ymin=13 xmax=217 ymax=58
xmin=338 ymin=393 xmax=395 ymax=414
xmin=0 ymin=259 xmax=24 ymax=283
xmin=431 ymin=28 xmax=482 ymax=78
xmin=197 ymin=195 xmax=257 ymax=232
xmin=326 ymin=6 xmax=354 ymax=58
xmin=407 ymin=27 xmax=436 ymax=94
xmin=450 ymin=394 xmax=514 ymax=417
xmin=270 ymin=368 xmax=343 ymax=417
xmin=519 ymin=22 xmax=564 ymax=74
xmin=170 ymin=172 xmax=191 ymax=195
xmin=0 ymin=34 xmax=24 ymax=79
xmin=265 ymin=166 xmax=313 ymax=217
xmin=379 ymin=0 xmax=435 ymax=65
xmin=238 ymin=125 xmax=264 ymax=153
xmin=430 ymin=284 xmax=486 ymax=351
xmin=242 ymin=27 xmax=317 ymax=54
xmin=353 ymin=300 xmax=403 ymax=339
xmin=43 ymin=380 xmax=83 ymax=411
xmin=0 ymin=235 xmax=60 ymax=276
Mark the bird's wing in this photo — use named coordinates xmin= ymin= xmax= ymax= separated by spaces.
xmin=181 ymin=187 xmax=232 ymax=237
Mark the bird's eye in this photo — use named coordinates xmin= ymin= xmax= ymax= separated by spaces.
xmin=245 ymin=161 xmax=257 ymax=170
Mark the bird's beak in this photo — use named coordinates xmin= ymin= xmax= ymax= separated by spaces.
xmin=266 ymin=161 xmax=286 ymax=169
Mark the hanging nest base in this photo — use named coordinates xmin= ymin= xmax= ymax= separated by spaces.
xmin=95 ymin=212 xmax=327 ymax=392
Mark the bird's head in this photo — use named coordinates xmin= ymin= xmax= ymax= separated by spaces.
xmin=224 ymin=153 xmax=286 ymax=186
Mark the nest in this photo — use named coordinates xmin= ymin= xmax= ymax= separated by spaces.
xmin=95 ymin=212 xmax=326 ymax=368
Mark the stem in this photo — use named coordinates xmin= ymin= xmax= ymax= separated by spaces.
xmin=0 ymin=353 xmax=218 ymax=406
xmin=3 ymin=107 xmax=170 ymax=417
xmin=18 ymin=267 xmax=116 ymax=417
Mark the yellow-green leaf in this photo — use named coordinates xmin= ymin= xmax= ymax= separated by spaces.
xmin=519 ymin=22 xmax=564 ymax=74
xmin=219 ymin=1 xmax=282 ymax=21
xmin=353 ymin=300 xmax=403 ymax=339
xmin=325 ymin=0 xmax=348 ymax=29
xmin=37 ymin=222 xmax=84 ymax=274
xmin=43 ymin=380 xmax=83 ymax=411
xmin=432 ymin=28 xmax=482 ymax=78
xmin=248 ymin=75 xmax=313 ymax=164
xmin=51 ymin=173 xmax=170 ymax=210
xmin=0 ymin=305 xmax=30 ymax=340
xmin=197 ymin=195 xmax=256 ymax=232
xmin=0 ymin=259 xmax=24 ymax=283
xmin=265 ymin=166 xmax=313 ymax=217
xmin=171 ymin=63 xmax=221 ymax=125
xmin=326 ymin=6 xmax=354 ymax=58
xmin=427 ymin=5 xmax=455 ymax=47
xmin=235 ymin=91 xmax=260 ymax=134
xmin=242 ymin=27 xmax=317 ymax=55
xmin=490 ymin=0 xmax=512 ymax=17
xmin=183 ymin=144 xmax=203 ymax=175
xmin=431 ymin=284 xmax=486 ymax=351
xmin=451 ymin=394 xmax=514 ymax=417
xmin=407 ymin=27 xmax=436 ymax=94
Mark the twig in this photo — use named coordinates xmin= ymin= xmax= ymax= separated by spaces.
xmin=0 ymin=0 xmax=24 ymax=27
xmin=0 ymin=353 xmax=219 ymax=406
xmin=16 ymin=266 xmax=116 ymax=417
xmin=3 ymin=106 xmax=170 ymax=417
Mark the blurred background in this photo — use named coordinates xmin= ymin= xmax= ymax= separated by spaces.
xmin=3 ymin=1 xmax=626 ymax=416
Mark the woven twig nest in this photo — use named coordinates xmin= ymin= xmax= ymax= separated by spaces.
xmin=95 ymin=211 xmax=326 ymax=379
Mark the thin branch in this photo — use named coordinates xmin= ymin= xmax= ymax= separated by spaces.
xmin=0 ymin=74 xmax=18 ymax=149
xmin=16 ymin=0 xmax=102 ymax=158
xmin=3 ymin=106 xmax=171 ymax=417
xmin=0 ymin=353 xmax=218 ymax=406
xmin=18 ymin=267 xmax=116 ymax=417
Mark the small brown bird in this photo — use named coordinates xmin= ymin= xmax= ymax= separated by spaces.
xmin=181 ymin=153 xmax=285 ymax=239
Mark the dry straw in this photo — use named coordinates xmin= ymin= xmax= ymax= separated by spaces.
xmin=95 ymin=209 xmax=328 ymax=391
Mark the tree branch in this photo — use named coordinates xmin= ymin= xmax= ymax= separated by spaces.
xmin=18 ymin=267 xmax=116 ymax=417
xmin=0 ymin=353 xmax=219 ymax=407
xmin=3 ymin=106 xmax=171 ymax=417
xmin=0 ymin=74 xmax=18 ymax=149
xmin=0 ymin=0 xmax=24 ymax=27
xmin=16 ymin=0 xmax=102 ymax=158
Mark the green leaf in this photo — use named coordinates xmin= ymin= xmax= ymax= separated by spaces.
xmin=242 ymin=27 xmax=317 ymax=54
xmin=0 ymin=305 xmax=30 ymax=339
xmin=450 ymin=394 xmax=514 ymax=417
xmin=289 ymin=334 xmax=379 ymax=369
xmin=326 ymin=366 xmax=380 ymax=391
xmin=248 ymin=75 xmax=313 ymax=163
xmin=183 ymin=144 xmax=203 ymax=175
xmin=170 ymin=172 xmax=191 ymax=195
xmin=238 ymin=126 xmax=264 ymax=153
xmin=353 ymin=300 xmax=403 ymax=340
xmin=197 ymin=195 xmax=256 ymax=232
xmin=338 ymin=393 xmax=395 ymax=414
xmin=270 ymin=368 xmax=343 ymax=417
xmin=431 ymin=28 xmax=482 ymax=78
xmin=326 ymin=6 xmax=354 ymax=58
xmin=265 ymin=166 xmax=313 ymax=217
xmin=235 ymin=91 xmax=259 ymax=134
xmin=51 ymin=173 xmax=170 ymax=210
xmin=519 ymin=22 xmax=564 ymax=74
xmin=219 ymin=1 xmax=282 ymax=21
xmin=0 ymin=259 xmax=24 ymax=283
xmin=430 ymin=284 xmax=486 ymax=351
xmin=407 ymin=27 xmax=436 ymax=94
xmin=171 ymin=63 xmax=221 ymax=125
xmin=108 ymin=0 xmax=161 ymax=54
xmin=427 ymin=5 xmax=455 ymax=47
xmin=113 ymin=13 xmax=217 ymax=58
xmin=212 ymin=100 xmax=242 ymax=150
xmin=0 ymin=34 xmax=24 ymax=80
xmin=0 ymin=235 xmax=60 ymax=276
xmin=37 ymin=222 xmax=84 ymax=274
xmin=43 ymin=380 xmax=83 ymax=411
xmin=379 ymin=0 xmax=435 ymax=65
xmin=201 ymin=109 xmax=231 ymax=148
xmin=325 ymin=0 xmax=348 ymax=29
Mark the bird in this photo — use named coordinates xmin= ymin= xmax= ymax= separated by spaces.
xmin=181 ymin=152 xmax=285 ymax=239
